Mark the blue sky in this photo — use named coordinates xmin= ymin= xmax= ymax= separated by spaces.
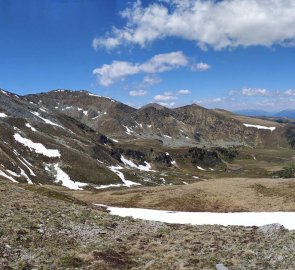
xmin=1 ymin=0 xmax=295 ymax=111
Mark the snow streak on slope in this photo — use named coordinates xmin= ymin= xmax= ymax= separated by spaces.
xmin=243 ymin=123 xmax=276 ymax=132
xmin=121 ymin=155 xmax=154 ymax=171
xmin=0 ymin=113 xmax=8 ymax=117
xmin=25 ymin=123 xmax=37 ymax=132
xmin=108 ymin=165 xmax=141 ymax=187
xmin=31 ymin=111 xmax=64 ymax=129
xmin=14 ymin=133 xmax=61 ymax=158
xmin=45 ymin=163 xmax=88 ymax=190
xmin=96 ymin=205 xmax=295 ymax=230
xmin=0 ymin=170 xmax=18 ymax=183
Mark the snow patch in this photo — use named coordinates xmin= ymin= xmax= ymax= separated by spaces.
xmin=97 ymin=206 xmax=295 ymax=230
xmin=14 ymin=133 xmax=61 ymax=158
xmin=31 ymin=112 xmax=64 ymax=129
xmin=0 ymin=112 xmax=8 ymax=117
xmin=243 ymin=123 xmax=276 ymax=132
xmin=0 ymin=170 xmax=18 ymax=183
xmin=45 ymin=163 xmax=88 ymax=190
xmin=108 ymin=165 xmax=141 ymax=187
xmin=121 ymin=155 xmax=154 ymax=172
xmin=123 ymin=125 xmax=133 ymax=135
xmin=25 ymin=123 xmax=37 ymax=132
xmin=197 ymin=166 xmax=206 ymax=171
xmin=17 ymin=157 xmax=36 ymax=176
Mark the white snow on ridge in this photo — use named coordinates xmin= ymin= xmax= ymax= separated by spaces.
xmin=0 ymin=170 xmax=18 ymax=183
xmin=108 ymin=165 xmax=141 ymax=187
xmin=98 ymin=205 xmax=295 ymax=230
xmin=197 ymin=166 xmax=206 ymax=171
xmin=7 ymin=168 xmax=33 ymax=184
xmin=121 ymin=155 xmax=154 ymax=172
xmin=0 ymin=112 xmax=8 ymax=117
xmin=14 ymin=133 xmax=61 ymax=158
xmin=123 ymin=125 xmax=133 ymax=135
xmin=17 ymin=157 xmax=36 ymax=176
xmin=243 ymin=123 xmax=276 ymax=132
xmin=96 ymin=183 xmax=125 ymax=189
xmin=45 ymin=163 xmax=88 ymax=190
xmin=31 ymin=111 xmax=64 ymax=129
xmin=25 ymin=123 xmax=37 ymax=132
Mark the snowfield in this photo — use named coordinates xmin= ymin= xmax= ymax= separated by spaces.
xmin=14 ymin=133 xmax=61 ymax=158
xmin=243 ymin=123 xmax=276 ymax=132
xmin=96 ymin=205 xmax=295 ymax=230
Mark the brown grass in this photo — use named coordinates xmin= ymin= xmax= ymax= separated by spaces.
xmin=57 ymin=177 xmax=295 ymax=212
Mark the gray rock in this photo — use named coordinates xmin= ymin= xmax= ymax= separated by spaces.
xmin=216 ymin=263 xmax=228 ymax=270
xmin=258 ymin=223 xmax=285 ymax=234
xmin=144 ymin=260 xmax=155 ymax=269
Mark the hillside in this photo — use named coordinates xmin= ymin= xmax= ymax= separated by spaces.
xmin=0 ymin=88 xmax=294 ymax=190
xmin=1 ymin=178 xmax=295 ymax=269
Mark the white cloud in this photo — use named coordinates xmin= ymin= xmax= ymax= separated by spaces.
xmin=177 ymin=89 xmax=191 ymax=95
xmin=192 ymin=62 xmax=211 ymax=71
xmin=230 ymin=88 xmax=270 ymax=96
xmin=94 ymin=0 xmax=295 ymax=50
xmin=284 ymin=89 xmax=295 ymax=96
xmin=93 ymin=51 xmax=188 ymax=86
xmin=241 ymin=88 xmax=269 ymax=96
xmin=158 ymin=102 xmax=176 ymax=108
xmin=129 ymin=90 xmax=148 ymax=96
xmin=143 ymin=75 xmax=162 ymax=86
xmin=154 ymin=92 xmax=177 ymax=101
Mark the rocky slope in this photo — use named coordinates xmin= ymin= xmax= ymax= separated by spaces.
xmin=1 ymin=88 xmax=294 ymax=189
xmin=25 ymin=89 xmax=289 ymax=148
xmin=1 ymin=179 xmax=294 ymax=270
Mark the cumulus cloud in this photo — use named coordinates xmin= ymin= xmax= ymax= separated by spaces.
xmin=230 ymin=88 xmax=270 ymax=96
xmin=93 ymin=51 xmax=188 ymax=86
xmin=129 ymin=90 xmax=148 ymax=96
xmin=241 ymin=88 xmax=270 ymax=96
xmin=285 ymin=89 xmax=295 ymax=96
xmin=158 ymin=102 xmax=176 ymax=108
xmin=154 ymin=92 xmax=178 ymax=101
xmin=93 ymin=0 xmax=295 ymax=50
xmin=177 ymin=89 xmax=191 ymax=95
xmin=143 ymin=75 xmax=162 ymax=86
xmin=192 ymin=62 xmax=211 ymax=71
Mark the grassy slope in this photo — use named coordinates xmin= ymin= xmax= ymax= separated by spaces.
xmin=1 ymin=178 xmax=295 ymax=269
xmin=64 ymin=177 xmax=295 ymax=212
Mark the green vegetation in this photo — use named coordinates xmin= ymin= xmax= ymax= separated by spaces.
xmin=274 ymin=165 xmax=295 ymax=178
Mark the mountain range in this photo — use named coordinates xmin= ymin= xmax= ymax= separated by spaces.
xmin=235 ymin=109 xmax=295 ymax=119
xmin=1 ymin=88 xmax=295 ymax=190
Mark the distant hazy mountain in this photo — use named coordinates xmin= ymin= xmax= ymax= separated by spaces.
xmin=235 ymin=109 xmax=295 ymax=119
xmin=234 ymin=110 xmax=274 ymax=117
xmin=275 ymin=110 xmax=295 ymax=119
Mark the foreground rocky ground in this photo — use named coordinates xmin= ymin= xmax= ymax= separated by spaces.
xmin=1 ymin=179 xmax=295 ymax=270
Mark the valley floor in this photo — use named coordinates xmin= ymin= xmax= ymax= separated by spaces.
xmin=58 ymin=177 xmax=295 ymax=212
xmin=1 ymin=178 xmax=295 ymax=269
